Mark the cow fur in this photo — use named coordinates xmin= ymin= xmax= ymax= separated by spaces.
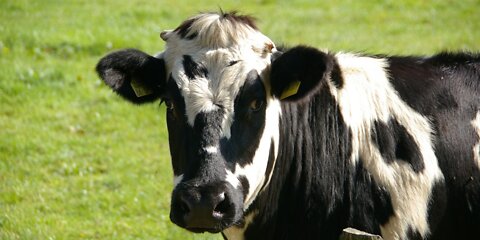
xmin=232 ymin=47 xmax=480 ymax=240
xmin=96 ymin=12 xmax=480 ymax=240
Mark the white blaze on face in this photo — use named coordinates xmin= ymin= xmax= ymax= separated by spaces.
xmin=473 ymin=111 xmax=480 ymax=169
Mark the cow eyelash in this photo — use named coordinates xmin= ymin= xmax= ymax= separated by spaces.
xmin=227 ymin=60 xmax=240 ymax=67
xmin=161 ymin=99 xmax=175 ymax=111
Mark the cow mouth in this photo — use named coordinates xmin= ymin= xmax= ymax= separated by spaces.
xmin=183 ymin=217 xmax=246 ymax=233
xmin=180 ymin=216 xmax=239 ymax=233
xmin=185 ymin=226 xmax=223 ymax=233
xmin=172 ymin=212 xmax=246 ymax=234
xmin=170 ymin=207 xmax=240 ymax=234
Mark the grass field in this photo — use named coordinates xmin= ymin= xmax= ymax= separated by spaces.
xmin=1 ymin=0 xmax=479 ymax=239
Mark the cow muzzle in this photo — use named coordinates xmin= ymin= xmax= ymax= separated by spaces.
xmin=170 ymin=181 xmax=243 ymax=233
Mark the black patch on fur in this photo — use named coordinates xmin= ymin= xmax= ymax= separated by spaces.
xmin=344 ymin=158 xmax=395 ymax=233
xmin=330 ymin=58 xmax=344 ymax=88
xmin=194 ymin=109 xmax=225 ymax=149
xmin=96 ymin=48 xmax=166 ymax=104
xmin=371 ymin=183 xmax=395 ymax=226
xmin=425 ymin=179 xmax=447 ymax=238
xmin=371 ymin=119 xmax=425 ymax=173
xmin=430 ymin=52 xmax=480 ymax=70
xmin=175 ymin=107 xmax=226 ymax=182
xmin=182 ymin=55 xmax=208 ymax=80
xmin=406 ymin=227 xmax=423 ymax=240
xmin=164 ymin=76 xmax=189 ymax=176
xmin=436 ymin=89 xmax=458 ymax=110
xmin=174 ymin=17 xmax=197 ymax=39
xmin=238 ymin=175 xmax=250 ymax=200
xmin=220 ymin=70 xmax=266 ymax=168
xmin=186 ymin=32 xmax=198 ymax=40
xmin=430 ymin=110 xmax=480 ymax=239
xmin=371 ymin=120 xmax=395 ymax=164
xmin=227 ymin=60 xmax=240 ymax=67
xmin=386 ymin=53 xmax=479 ymax=115
xmin=386 ymin=56 xmax=435 ymax=113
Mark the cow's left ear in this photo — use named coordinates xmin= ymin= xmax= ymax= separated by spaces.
xmin=270 ymin=46 xmax=333 ymax=101
xmin=96 ymin=48 xmax=166 ymax=104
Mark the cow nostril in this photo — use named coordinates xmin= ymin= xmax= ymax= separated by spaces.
xmin=180 ymin=201 xmax=190 ymax=213
xmin=179 ymin=196 xmax=191 ymax=214
xmin=213 ymin=193 xmax=230 ymax=217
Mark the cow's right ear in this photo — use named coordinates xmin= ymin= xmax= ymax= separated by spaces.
xmin=270 ymin=46 xmax=333 ymax=101
xmin=96 ymin=49 xmax=166 ymax=104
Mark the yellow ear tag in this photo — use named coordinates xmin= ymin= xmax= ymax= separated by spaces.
xmin=280 ymin=80 xmax=301 ymax=100
xmin=130 ymin=78 xmax=154 ymax=97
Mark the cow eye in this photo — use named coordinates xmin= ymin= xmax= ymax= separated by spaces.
xmin=250 ymin=99 xmax=264 ymax=112
xmin=227 ymin=60 xmax=240 ymax=67
xmin=164 ymin=99 xmax=175 ymax=111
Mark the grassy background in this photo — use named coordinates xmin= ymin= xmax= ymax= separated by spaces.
xmin=1 ymin=0 xmax=479 ymax=239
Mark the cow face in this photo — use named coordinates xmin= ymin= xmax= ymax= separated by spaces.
xmin=96 ymin=12 xmax=281 ymax=233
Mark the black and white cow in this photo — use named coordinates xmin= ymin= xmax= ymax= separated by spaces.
xmin=96 ymin=12 xmax=480 ymax=240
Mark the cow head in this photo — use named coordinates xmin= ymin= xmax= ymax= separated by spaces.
xmin=96 ymin=12 xmax=328 ymax=233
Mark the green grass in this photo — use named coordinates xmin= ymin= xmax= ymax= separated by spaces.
xmin=1 ymin=0 xmax=479 ymax=239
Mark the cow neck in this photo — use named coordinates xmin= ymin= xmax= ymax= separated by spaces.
xmin=243 ymin=83 xmax=353 ymax=238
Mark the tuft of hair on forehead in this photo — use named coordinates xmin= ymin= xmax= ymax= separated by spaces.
xmin=172 ymin=11 xmax=260 ymax=48
xmin=219 ymin=11 xmax=257 ymax=30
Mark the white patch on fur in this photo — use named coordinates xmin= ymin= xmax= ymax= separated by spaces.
xmin=229 ymin=99 xmax=281 ymax=210
xmin=331 ymin=53 xmax=444 ymax=240
xmin=225 ymin=169 xmax=240 ymax=189
xmin=204 ymin=146 xmax=218 ymax=154
xmin=222 ymin=211 xmax=257 ymax=240
xmin=222 ymin=99 xmax=281 ymax=210
xmin=173 ymin=174 xmax=184 ymax=188
xmin=162 ymin=13 xmax=275 ymax=135
xmin=473 ymin=111 xmax=480 ymax=169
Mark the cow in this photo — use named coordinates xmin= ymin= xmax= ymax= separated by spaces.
xmin=95 ymin=12 xmax=480 ymax=240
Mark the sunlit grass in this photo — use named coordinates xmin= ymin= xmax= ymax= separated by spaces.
xmin=1 ymin=0 xmax=479 ymax=239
